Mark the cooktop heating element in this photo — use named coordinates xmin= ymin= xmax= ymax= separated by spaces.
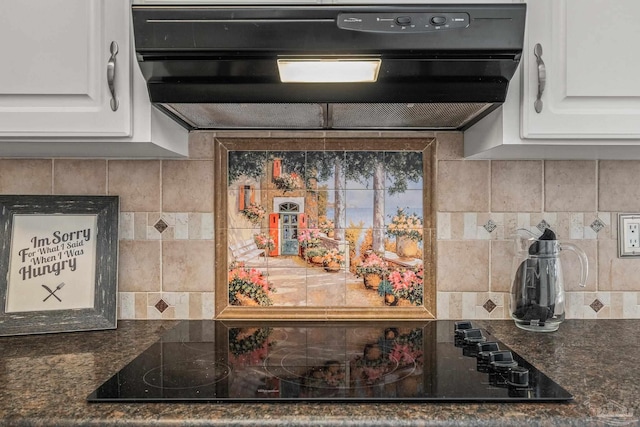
xmin=88 ymin=320 xmax=573 ymax=403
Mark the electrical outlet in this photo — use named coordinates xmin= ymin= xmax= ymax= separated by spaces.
xmin=628 ymin=223 xmax=640 ymax=248
xmin=618 ymin=214 xmax=640 ymax=257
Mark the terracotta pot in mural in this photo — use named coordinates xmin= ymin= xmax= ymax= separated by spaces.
xmin=384 ymin=293 xmax=398 ymax=306
xmin=396 ymin=236 xmax=419 ymax=259
xmin=235 ymin=293 xmax=260 ymax=307
xmin=363 ymin=274 xmax=382 ymax=290
xmin=324 ymin=261 xmax=341 ymax=272
xmin=327 ymin=230 xmax=335 ymax=238
xmin=310 ymin=255 xmax=324 ymax=265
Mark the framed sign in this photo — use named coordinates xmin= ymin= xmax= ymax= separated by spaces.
xmin=0 ymin=195 xmax=118 ymax=336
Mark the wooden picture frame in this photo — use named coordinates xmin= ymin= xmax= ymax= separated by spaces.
xmin=0 ymin=195 xmax=119 ymax=336
xmin=215 ymin=138 xmax=436 ymax=320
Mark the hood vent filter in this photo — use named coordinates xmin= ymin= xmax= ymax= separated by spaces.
xmin=160 ymin=103 xmax=494 ymax=130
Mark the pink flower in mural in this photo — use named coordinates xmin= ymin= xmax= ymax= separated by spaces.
xmin=241 ymin=202 xmax=266 ymax=225
xmin=297 ymin=228 xmax=321 ymax=248
xmin=388 ymin=270 xmax=410 ymax=292
xmin=387 ymin=268 xmax=424 ymax=306
xmin=228 ymin=266 xmax=274 ymax=306
xmin=254 ymin=232 xmax=275 ymax=251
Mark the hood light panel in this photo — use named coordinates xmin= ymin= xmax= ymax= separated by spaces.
xmin=277 ymin=59 xmax=381 ymax=83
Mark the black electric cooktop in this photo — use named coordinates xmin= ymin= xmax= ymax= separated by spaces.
xmin=88 ymin=320 xmax=573 ymax=403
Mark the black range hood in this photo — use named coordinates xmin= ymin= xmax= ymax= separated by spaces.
xmin=132 ymin=4 xmax=526 ymax=131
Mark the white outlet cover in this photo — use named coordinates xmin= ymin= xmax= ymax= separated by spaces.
xmin=618 ymin=213 xmax=640 ymax=258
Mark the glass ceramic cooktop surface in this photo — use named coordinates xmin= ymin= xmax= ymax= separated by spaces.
xmin=88 ymin=320 xmax=573 ymax=403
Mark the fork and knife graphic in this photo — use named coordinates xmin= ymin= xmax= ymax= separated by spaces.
xmin=42 ymin=282 xmax=65 ymax=302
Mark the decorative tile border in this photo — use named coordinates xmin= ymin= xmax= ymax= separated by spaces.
xmin=437 ymin=212 xmax=613 ymax=241
xmin=437 ymin=292 xmax=640 ymax=320
xmin=119 ymin=212 xmax=214 ymax=240
xmin=118 ymin=292 xmax=215 ymax=320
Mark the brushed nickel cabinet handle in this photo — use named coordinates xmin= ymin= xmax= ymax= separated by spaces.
xmin=534 ymin=43 xmax=546 ymax=114
xmin=107 ymin=41 xmax=119 ymax=112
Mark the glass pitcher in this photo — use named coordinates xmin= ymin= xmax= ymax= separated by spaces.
xmin=510 ymin=228 xmax=588 ymax=332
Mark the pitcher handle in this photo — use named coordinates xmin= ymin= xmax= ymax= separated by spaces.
xmin=560 ymin=243 xmax=588 ymax=288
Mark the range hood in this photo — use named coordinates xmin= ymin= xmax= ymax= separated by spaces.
xmin=132 ymin=4 xmax=526 ymax=131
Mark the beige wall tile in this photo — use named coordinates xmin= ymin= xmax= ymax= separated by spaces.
xmin=490 ymin=240 xmax=514 ymax=293
xmin=118 ymin=241 xmax=161 ymax=292
xmin=599 ymin=161 xmax=640 ymax=211
xmin=108 ymin=160 xmax=161 ymax=212
xmin=437 ymin=160 xmax=490 ymax=212
xmin=598 ymin=240 xmax=640 ymax=291
xmin=162 ymin=160 xmax=214 ymax=212
xmin=134 ymin=293 xmax=147 ymax=319
xmin=544 ymin=161 xmax=597 ymax=212
xmin=134 ymin=213 xmax=148 ymax=241
xmin=53 ymin=160 xmax=106 ymax=195
xmin=491 ymin=161 xmax=542 ymax=212
xmin=437 ymin=240 xmax=489 ymax=291
xmin=119 ymin=293 xmax=135 ymax=319
xmin=0 ymin=159 xmax=52 ymax=194
xmin=162 ymin=240 xmax=215 ymax=292
xmin=189 ymin=293 xmax=203 ymax=319
xmin=435 ymin=132 xmax=464 ymax=160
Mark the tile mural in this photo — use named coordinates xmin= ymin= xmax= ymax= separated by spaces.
xmin=222 ymin=140 xmax=435 ymax=316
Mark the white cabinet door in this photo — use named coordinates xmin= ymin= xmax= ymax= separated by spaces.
xmin=522 ymin=0 xmax=640 ymax=139
xmin=0 ymin=0 xmax=131 ymax=137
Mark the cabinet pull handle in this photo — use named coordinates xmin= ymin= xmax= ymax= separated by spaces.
xmin=534 ymin=43 xmax=546 ymax=114
xmin=107 ymin=41 xmax=119 ymax=112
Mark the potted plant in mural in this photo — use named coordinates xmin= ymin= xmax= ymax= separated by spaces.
xmin=273 ymin=171 xmax=303 ymax=193
xmin=228 ymin=266 xmax=275 ymax=306
xmin=386 ymin=208 xmax=423 ymax=259
xmin=388 ymin=268 xmax=424 ymax=306
xmin=241 ymin=202 xmax=266 ymax=226
xmin=355 ymin=252 xmax=389 ymax=290
xmin=305 ymin=247 xmax=328 ymax=266
xmin=318 ymin=215 xmax=335 ymax=238
xmin=377 ymin=280 xmax=398 ymax=306
xmin=298 ymin=228 xmax=322 ymax=260
xmin=253 ymin=232 xmax=275 ymax=253
xmin=322 ymin=248 xmax=345 ymax=272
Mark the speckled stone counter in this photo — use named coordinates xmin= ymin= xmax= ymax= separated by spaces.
xmin=1 ymin=320 xmax=639 ymax=427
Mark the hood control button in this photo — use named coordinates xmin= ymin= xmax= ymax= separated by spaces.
xmin=396 ymin=16 xmax=412 ymax=26
xmin=431 ymin=16 xmax=447 ymax=25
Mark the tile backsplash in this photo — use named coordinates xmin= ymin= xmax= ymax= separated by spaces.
xmin=1 ymin=131 xmax=639 ymax=320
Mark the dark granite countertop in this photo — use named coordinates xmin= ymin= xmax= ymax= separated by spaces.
xmin=1 ymin=319 xmax=638 ymax=427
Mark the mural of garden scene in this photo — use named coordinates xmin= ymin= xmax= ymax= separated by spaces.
xmin=227 ymin=148 xmax=428 ymax=309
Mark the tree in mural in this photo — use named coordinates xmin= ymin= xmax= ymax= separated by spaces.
xmin=228 ymin=149 xmax=423 ymax=254
xmin=305 ymin=151 xmax=346 ymax=240
xmin=344 ymin=151 xmax=423 ymax=253
xmin=228 ymin=150 xmax=268 ymax=184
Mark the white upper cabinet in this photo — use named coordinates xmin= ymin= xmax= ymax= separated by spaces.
xmin=465 ymin=0 xmax=640 ymax=159
xmin=0 ymin=0 xmax=131 ymax=138
xmin=521 ymin=0 xmax=640 ymax=139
